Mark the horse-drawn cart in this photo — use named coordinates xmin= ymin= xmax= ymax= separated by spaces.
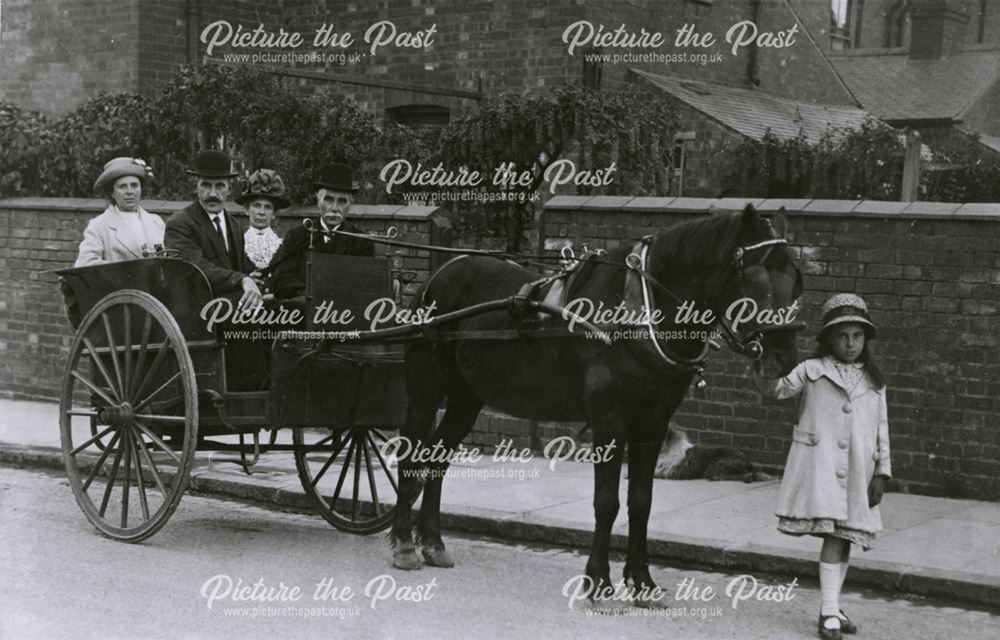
xmin=57 ymin=251 xmax=409 ymax=542
xmin=56 ymin=206 xmax=805 ymax=604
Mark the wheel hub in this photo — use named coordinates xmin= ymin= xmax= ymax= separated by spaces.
xmin=98 ymin=402 xmax=135 ymax=428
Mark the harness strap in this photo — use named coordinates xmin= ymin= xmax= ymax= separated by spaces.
xmin=625 ymin=241 xmax=709 ymax=372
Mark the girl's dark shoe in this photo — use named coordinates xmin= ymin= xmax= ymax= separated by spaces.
xmin=817 ymin=615 xmax=843 ymax=640
xmin=838 ymin=610 xmax=858 ymax=634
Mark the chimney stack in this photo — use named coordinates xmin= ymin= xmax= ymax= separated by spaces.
xmin=909 ymin=0 xmax=970 ymax=59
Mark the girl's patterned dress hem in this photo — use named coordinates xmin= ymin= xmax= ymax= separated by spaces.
xmin=777 ymin=516 xmax=876 ymax=550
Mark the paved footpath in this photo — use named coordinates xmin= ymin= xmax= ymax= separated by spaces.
xmin=1 ymin=398 xmax=997 ymax=609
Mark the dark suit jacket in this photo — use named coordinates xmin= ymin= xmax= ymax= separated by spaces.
xmin=267 ymin=219 xmax=375 ymax=299
xmin=164 ymin=202 xmax=251 ymax=294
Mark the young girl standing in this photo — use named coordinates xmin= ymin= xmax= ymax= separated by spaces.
xmin=755 ymin=293 xmax=891 ymax=640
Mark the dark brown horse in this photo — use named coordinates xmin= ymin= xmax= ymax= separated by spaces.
xmin=389 ymin=205 xmax=803 ymax=604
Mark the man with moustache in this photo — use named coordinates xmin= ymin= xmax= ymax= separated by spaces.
xmin=165 ymin=150 xmax=266 ymax=389
xmin=165 ymin=150 xmax=263 ymax=315
xmin=268 ymin=162 xmax=374 ymax=300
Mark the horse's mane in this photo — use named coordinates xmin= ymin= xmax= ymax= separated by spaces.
xmin=653 ymin=209 xmax=769 ymax=271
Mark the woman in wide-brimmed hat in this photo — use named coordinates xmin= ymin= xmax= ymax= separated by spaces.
xmin=237 ymin=168 xmax=290 ymax=271
xmin=75 ymin=157 xmax=163 ymax=266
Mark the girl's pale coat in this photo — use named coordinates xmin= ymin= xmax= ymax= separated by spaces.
xmin=763 ymin=356 xmax=891 ymax=534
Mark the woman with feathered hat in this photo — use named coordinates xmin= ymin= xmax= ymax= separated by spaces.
xmin=237 ymin=168 xmax=290 ymax=271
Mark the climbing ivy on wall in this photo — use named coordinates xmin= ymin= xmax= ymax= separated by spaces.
xmin=0 ymin=65 xmax=678 ymax=252
xmin=723 ymin=118 xmax=1000 ymax=202
xmin=436 ymin=85 xmax=678 ymax=250
xmin=724 ymin=119 xmax=906 ymax=200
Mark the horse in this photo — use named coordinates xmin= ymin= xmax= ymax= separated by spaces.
xmin=389 ymin=204 xmax=803 ymax=605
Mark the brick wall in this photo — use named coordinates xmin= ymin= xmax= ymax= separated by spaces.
xmin=521 ymin=195 xmax=1000 ymax=499
xmin=0 ymin=0 xmax=141 ymax=114
xmin=4 ymin=0 xmax=858 ymax=118
xmin=0 ymin=197 xmax=445 ymax=400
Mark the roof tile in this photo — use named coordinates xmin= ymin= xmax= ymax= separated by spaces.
xmin=633 ymin=69 xmax=872 ymax=143
xmin=829 ymin=49 xmax=1000 ymax=121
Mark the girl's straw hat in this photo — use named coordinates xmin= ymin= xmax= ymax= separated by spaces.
xmin=821 ymin=293 xmax=877 ymax=338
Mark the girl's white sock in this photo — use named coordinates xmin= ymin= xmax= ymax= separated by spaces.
xmin=820 ymin=561 xmax=842 ymax=626
xmin=840 ymin=561 xmax=849 ymax=590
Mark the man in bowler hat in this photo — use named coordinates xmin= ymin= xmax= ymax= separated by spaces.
xmin=165 ymin=150 xmax=263 ymax=314
xmin=268 ymin=162 xmax=375 ymax=300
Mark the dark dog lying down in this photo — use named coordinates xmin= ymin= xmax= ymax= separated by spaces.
xmin=653 ymin=426 xmax=774 ymax=483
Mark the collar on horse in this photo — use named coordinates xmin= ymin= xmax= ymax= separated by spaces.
xmin=624 ymin=234 xmax=790 ymax=385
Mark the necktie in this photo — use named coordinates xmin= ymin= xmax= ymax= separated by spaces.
xmin=213 ymin=214 xmax=229 ymax=253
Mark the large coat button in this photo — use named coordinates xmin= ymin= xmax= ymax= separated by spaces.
xmin=842 ymin=403 xmax=853 ymax=414
xmin=873 ymin=452 xmax=880 ymax=461
xmin=838 ymin=439 xmax=849 ymax=449
xmin=836 ymin=469 xmax=847 ymax=479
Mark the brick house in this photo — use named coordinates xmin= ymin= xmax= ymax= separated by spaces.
xmin=0 ymin=0 xmax=897 ymax=197
xmin=827 ymin=0 xmax=1000 ymax=160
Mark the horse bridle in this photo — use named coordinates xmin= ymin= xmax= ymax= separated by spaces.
xmin=712 ymin=237 xmax=805 ymax=359
xmin=625 ymin=234 xmax=803 ymax=380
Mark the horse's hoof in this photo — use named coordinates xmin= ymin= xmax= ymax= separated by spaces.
xmin=422 ymin=546 xmax=454 ymax=568
xmin=393 ymin=544 xmax=422 ymax=571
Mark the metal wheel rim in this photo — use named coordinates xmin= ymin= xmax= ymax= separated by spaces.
xmin=59 ymin=290 xmax=198 ymax=542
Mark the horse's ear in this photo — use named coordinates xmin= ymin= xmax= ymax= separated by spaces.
xmin=772 ymin=207 xmax=787 ymax=237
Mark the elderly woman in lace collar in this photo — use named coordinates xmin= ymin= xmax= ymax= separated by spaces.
xmin=237 ymin=168 xmax=290 ymax=271
xmin=75 ymin=157 xmax=162 ymax=266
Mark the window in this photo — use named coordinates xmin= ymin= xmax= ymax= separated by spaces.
xmin=886 ymin=0 xmax=910 ymax=48
xmin=830 ymin=0 xmax=856 ymax=50
xmin=976 ymin=0 xmax=986 ymax=44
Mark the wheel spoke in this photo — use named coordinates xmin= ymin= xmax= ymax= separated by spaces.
xmin=133 ymin=420 xmax=181 ymax=464
xmin=82 ymin=432 xmax=121 ymax=491
xmin=351 ymin=432 xmax=363 ymax=521
xmin=98 ymin=441 xmax=126 ymax=518
xmin=71 ymin=424 xmax=116 ymax=456
xmin=131 ymin=336 xmax=172 ymax=406
xmin=120 ymin=428 xmax=133 ymax=528
xmin=136 ymin=413 xmax=187 ymax=424
xmin=134 ymin=431 xmax=169 ymax=497
xmin=82 ymin=339 xmax=122 ymax=403
xmin=312 ymin=433 xmax=336 ymax=448
xmin=310 ymin=432 xmax=350 ymax=490
xmin=101 ymin=313 xmax=126 ymax=402
xmin=362 ymin=433 xmax=381 ymax=515
xmin=133 ymin=371 xmax=182 ymax=413
xmin=331 ymin=436 xmax=358 ymax=508
xmin=367 ymin=432 xmax=398 ymax=493
xmin=122 ymin=305 xmax=133 ymax=402
xmin=130 ymin=428 xmax=150 ymax=521
xmin=130 ymin=311 xmax=153 ymax=401
xmin=369 ymin=429 xmax=392 ymax=445
xmin=71 ymin=370 xmax=117 ymax=407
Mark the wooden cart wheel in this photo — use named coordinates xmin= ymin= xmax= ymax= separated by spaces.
xmin=293 ymin=425 xmax=402 ymax=534
xmin=60 ymin=290 xmax=198 ymax=542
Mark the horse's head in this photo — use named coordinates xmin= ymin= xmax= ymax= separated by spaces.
xmin=711 ymin=205 xmax=803 ymax=378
